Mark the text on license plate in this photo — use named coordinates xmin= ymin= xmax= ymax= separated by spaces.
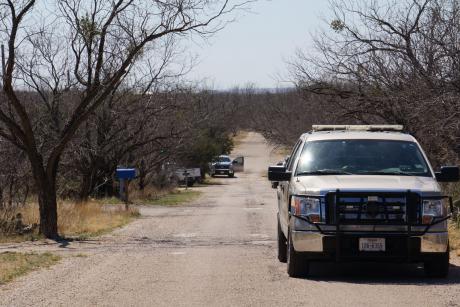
xmin=359 ymin=238 xmax=385 ymax=252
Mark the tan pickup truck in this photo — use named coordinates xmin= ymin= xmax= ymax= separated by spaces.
xmin=268 ymin=125 xmax=459 ymax=278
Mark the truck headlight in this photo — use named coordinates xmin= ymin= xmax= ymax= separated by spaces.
xmin=422 ymin=199 xmax=445 ymax=224
xmin=292 ymin=196 xmax=322 ymax=223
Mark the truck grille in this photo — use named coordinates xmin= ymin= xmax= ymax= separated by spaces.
xmin=326 ymin=192 xmax=421 ymax=225
xmin=215 ymin=164 xmax=229 ymax=169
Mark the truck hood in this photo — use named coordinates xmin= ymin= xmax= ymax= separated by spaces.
xmin=292 ymin=175 xmax=440 ymax=195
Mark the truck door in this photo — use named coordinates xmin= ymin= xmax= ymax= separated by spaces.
xmin=279 ymin=140 xmax=303 ymax=232
xmin=232 ymin=156 xmax=244 ymax=172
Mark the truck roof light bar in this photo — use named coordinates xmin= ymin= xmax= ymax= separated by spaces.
xmin=312 ymin=125 xmax=404 ymax=132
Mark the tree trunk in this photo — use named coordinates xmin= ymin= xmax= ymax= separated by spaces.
xmin=78 ymin=173 xmax=93 ymax=202
xmin=30 ymin=156 xmax=59 ymax=239
xmin=37 ymin=180 xmax=58 ymax=239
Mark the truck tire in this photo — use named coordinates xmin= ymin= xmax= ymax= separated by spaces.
xmin=287 ymin=229 xmax=309 ymax=278
xmin=277 ymin=215 xmax=287 ymax=263
xmin=228 ymin=173 xmax=234 ymax=178
xmin=424 ymin=249 xmax=449 ymax=278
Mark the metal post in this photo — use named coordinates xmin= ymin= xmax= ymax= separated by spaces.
xmin=1 ymin=44 xmax=5 ymax=87
xmin=183 ymin=170 xmax=189 ymax=190
xmin=120 ymin=178 xmax=125 ymax=201
xmin=125 ymin=180 xmax=129 ymax=210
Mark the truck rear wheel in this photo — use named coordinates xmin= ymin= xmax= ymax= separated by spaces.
xmin=424 ymin=250 xmax=449 ymax=278
xmin=277 ymin=215 xmax=287 ymax=263
xmin=287 ymin=229 xmax=309 ymax=277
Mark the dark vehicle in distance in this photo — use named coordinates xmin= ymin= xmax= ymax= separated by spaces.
xmin=209 ymin=155 xmax=244 ymax=177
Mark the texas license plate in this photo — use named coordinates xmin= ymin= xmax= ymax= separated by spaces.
xmin=359 ymin=238 xmax=385 ymax=252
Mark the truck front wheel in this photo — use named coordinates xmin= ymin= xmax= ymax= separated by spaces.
xmin=424 ymin=250 xmax=449 ymax=278
xmin=287 ymin=229 xmax=309 ymax=278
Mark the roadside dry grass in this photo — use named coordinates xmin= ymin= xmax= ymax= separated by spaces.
xmin=127 ymin=184 xmax=203 ymax=206
xmin=0 ymin=233 xmax=43 ymax=244
xmin=1 ymin=185 xmax=202 ymax=242
xmin=0 ymin=252 xmax=61 ymax=285
xmin=92 ymin=196 xmax=121 ymax=206
xmin=1 ymin=200 xmax=139 ymax=241
xmin=195 ymin=178 xmax=225 ymax=187
xmin=449 ymin=222 xmax=460 ymax=254
xmin=139 ymin=189 xmax=202 ymax=206
xmin=129 ymin=185 xmax=176 ymax=203
xmin=58 ymin=202 xmax=139 ymax=239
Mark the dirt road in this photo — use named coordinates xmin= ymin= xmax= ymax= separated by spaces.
xmin=1 ymin=132 xmax=460 ymax=306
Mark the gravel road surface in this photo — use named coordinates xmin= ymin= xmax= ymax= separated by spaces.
xmin=1 ymin=132 xmax=459 ymax=306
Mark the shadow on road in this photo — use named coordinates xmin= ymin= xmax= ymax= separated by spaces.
xmin=305 ymin=261 xmax=460 ymax=285
xmin=210 ymin=176 xmax=238 ymax=179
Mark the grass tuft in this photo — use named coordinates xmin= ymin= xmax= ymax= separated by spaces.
xmin=449 ymin=222 xmax=460 ymax=252
xmin=194 ymin=178 xmax=225 ymax=186
xmin=56 ymin=201 xmax=139 ymax=238
xmin=0 ymin=252 xmax=61 ymax=285
xmin=141 ymin=189 xmax=202 ymax=206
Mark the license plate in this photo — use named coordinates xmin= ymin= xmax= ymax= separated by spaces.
xmin=359 ymin=238 xmax=385 ymax=252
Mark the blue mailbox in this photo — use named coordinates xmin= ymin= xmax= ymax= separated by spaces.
xmin=116 ymin=168 xmax=136 ymax=180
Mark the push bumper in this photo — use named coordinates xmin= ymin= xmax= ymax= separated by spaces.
xmin=291 ymin=230 xmax=448 ymax=260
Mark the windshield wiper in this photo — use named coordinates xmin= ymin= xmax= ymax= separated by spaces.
xmin=296 ymin=169 xmax=353 ymax=176
xmin=358 ymin=171 xmax=413 ymax=176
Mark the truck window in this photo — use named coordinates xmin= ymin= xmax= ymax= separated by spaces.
xmin=287 ymin=140 xmax=304 ymax=172
xmin=295 ymin=139 xmax=431 ymax=177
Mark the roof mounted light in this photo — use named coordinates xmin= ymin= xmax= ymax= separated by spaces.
xmin=312 ymin=125 xmax=404 ymax=132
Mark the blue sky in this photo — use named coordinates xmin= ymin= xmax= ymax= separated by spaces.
xmin=187 ymin=0 xmax=330 ymax=89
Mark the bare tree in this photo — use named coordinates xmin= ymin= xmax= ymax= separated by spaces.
xmin=290 ymin=0 xmax=460 ymax=166
xmin=0 ymin=0 xmax=244 ymax=238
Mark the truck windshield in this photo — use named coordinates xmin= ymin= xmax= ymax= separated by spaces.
xmin=217 ymin=157 xmax=231 ymax=162
xmin=295 ymin=140 xmax=431 ymax=177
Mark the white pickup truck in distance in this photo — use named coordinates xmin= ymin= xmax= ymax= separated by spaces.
xmin=268 ymin=125 xmax=459 ymax=278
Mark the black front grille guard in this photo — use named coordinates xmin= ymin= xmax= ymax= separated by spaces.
xmin=290 ymin=190 xmax=453 ymax=261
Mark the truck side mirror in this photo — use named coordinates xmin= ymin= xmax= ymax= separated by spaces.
xmin=268 ymin=166 xmax=291 ymax=181
xmin=435 ymin=166 xmax=460 ymax=182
